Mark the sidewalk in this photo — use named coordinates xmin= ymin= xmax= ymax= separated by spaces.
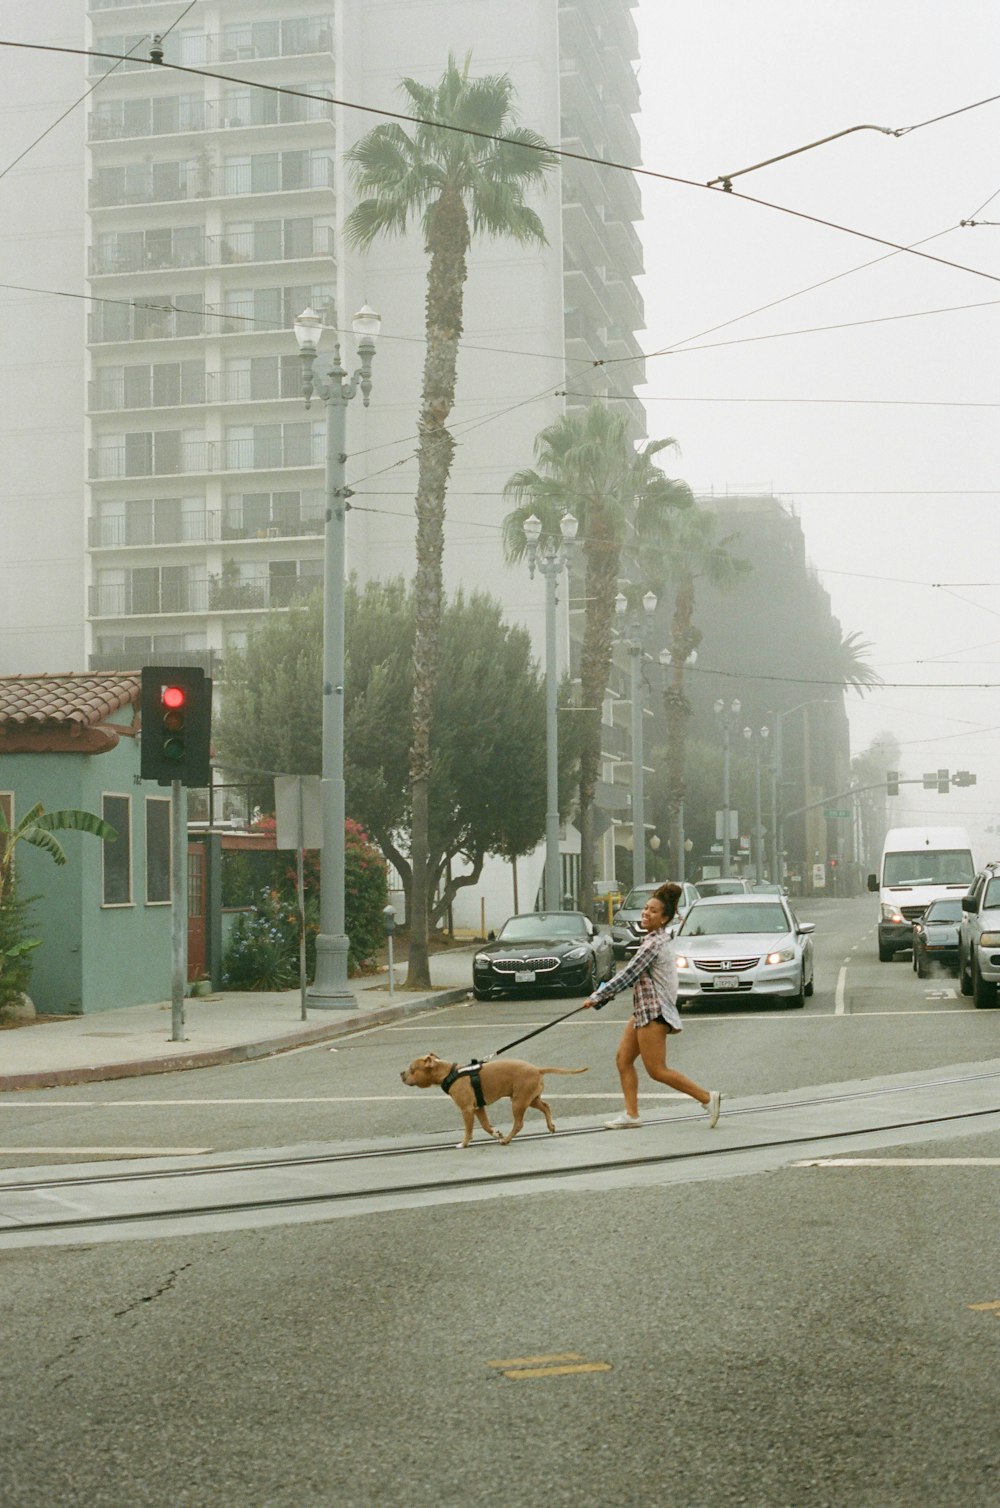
xmin=0 ymin=969 xmax=472 ymax=1093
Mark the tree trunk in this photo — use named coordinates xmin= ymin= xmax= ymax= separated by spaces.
xmin=664 ymin=575 xmax=701 ymax=869
xmin=405 ymin=189 xmax=469 ymax=988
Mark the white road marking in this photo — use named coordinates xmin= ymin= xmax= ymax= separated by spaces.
xmin=796 ymin=1157 xmax=1000 ymax=1167
xmin=0 ymin=1146 xmax=212 ymax=1157
xmin=835 ymin=965 xmax=847 ymax=1015
xmin=926 ymin=988 xmax=957 ymax=999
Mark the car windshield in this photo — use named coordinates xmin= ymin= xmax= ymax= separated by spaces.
xmin=696 ymin=881 xmax=746 ymax=896
xmin=883 ymin=850 xmax=974 ymax=886
xmin=498 ymin=914 xmax=587 ymax=942
xmin=678 ymin=903 xmax=788 ymax=937
xmin=924 ymin=899 xmax=963 ymax=922
xmin=984 ymin=878 xmax=1000 ymax=908
xmin=622 ymin=887 xmax=657 ymax=909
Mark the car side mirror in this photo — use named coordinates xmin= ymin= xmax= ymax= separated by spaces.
xmin=866 ymin=874 xmax=878 ymax=893
xmin=961 ymin=895 xmax=976 ymax=913
xmin=798 ymin=921 xmax=816 ymax=934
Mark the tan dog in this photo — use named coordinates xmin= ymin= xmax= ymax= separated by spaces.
xmin=400 ymin=1052 xmax=587 ymax=1147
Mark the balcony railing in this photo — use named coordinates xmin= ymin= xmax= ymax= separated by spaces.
xmin=89 ymin=580 xmax=209 ymax=617
xmin=89 ymin=157 xmax=335 ymax=208
xmin=89 ymin=225 xmax=334 ymax=277
xmin=213 ymin=224 xmax=335 ymax=264
xmin=89 ymin=236 xmax=208 ymax=275
xmin=208 ymin=572 xmax=321 ymax=611
xmin=89 ymin=441 xmax=216 ymax=479
xmin=88 ymin=305 xmax=205 ymax=343
xmin=87 ymin=93 xmax=333 ymax=143
xmin=89 ymin=649 xmax=221 ymax=678
xmin=89 ymin=22 xmax=333 ymax=75
xmin=88 ymin=365 xmax=304 ymax=411
xmin=223 ymin=436 xmax=324 ymax=470
xmin=88 ymin=508 xmax=324 ymax=547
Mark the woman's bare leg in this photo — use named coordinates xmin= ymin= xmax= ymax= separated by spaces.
xmin=613 ymin=1020 xmax=642 ymax=1116
xmin=635 ymin=1020 xmax=710 ymax=1105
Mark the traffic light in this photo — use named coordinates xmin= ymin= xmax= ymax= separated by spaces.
xmin=886 ymin=770 xmax=899 ymax=796
xmin=140 ymin=666 xmax=212 ymax=787
xmin=937 ymin=768 xmax=949 ymax=794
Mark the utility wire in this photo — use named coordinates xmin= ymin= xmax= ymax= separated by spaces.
xmin=3 ymin=39 xmax=1000 ymax=291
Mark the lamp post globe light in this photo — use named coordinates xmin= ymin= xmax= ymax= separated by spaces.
xmin=615 ymin=589 xmax=657 ymax=888
xmin=524 ymin=511 xmax=577 ymax=912
xmin=294 ymin=304 xmax=380 ymax=1008
xmin=713 ymin=697 xmax=742 ymax=878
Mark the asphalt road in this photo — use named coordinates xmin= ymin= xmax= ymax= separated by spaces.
xmin=2 ymin=896 xmax=999 ymax=1507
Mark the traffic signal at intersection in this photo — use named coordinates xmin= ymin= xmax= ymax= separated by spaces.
xmin=140 ymin=666 xmax=212 ymax=787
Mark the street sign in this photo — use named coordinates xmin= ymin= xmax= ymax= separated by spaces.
xmin=824 ymin=808 xmax=850 ymax=819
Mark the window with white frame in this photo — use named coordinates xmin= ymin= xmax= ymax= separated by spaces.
xmin=102 ymin=794 xmax=132 ymax=905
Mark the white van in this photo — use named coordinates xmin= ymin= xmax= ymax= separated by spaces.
xmin=868 ymin=826 xmax=975 ymax=961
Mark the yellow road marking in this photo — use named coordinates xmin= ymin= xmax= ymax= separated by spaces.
xmin=968 ymin=1301 xmax=1000 ymax=1313
xmin=500 ymin=1363 xmax=613 ymax=1379
xmin=487 ymin=1353 xmax=583 ymax=1367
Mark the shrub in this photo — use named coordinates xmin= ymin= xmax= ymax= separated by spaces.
xmin=0 ymin=890 xmax=38 ymax=1011
xmin=221 ymin=889 xmax=300 ymax=991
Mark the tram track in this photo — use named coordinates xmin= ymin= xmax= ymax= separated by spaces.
xmin=2 ymin=1066 xmax=1000 ymax=1238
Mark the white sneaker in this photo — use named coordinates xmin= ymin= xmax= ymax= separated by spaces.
xmin=604 ymin=1111 xmax=641 ymax=1130
xmin=706 ymin=1090 xmax=722 ymax=1129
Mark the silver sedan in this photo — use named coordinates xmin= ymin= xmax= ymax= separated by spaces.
xmin=672 ymin=894 xmax=815 ymax=1009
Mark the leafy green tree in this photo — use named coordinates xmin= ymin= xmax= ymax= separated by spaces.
xmin=344 ymin=53 xmax=558 ymax=987
xmin=503 ymin=403 xmax=693 ymax=906
xmin=215 ymin=581 xmax=575 ymax=933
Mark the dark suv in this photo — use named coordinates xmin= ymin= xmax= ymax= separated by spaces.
xmin=958 ymin=863 xmax=1000 ymax=1008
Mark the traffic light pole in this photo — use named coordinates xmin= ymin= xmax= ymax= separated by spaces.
xmin=170 ymin=778 xmax=186 ymax=1042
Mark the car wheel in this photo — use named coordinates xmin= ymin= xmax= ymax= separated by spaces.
xmin=973 ymin=959 xmax=998 ymax=1009
xmin=878 ymin=940 xmax=894 ymax=962
xmin=959 ymin=948 xmax=973 ymax=996
xmin=804 ymin=971 xmax=814 ymax=997
xmin=577 ymin=960 xmax=597 ymax=997
xmin=788 ymin=970 xmax=806 ymax=1008
xmin=916 ymin=950 xmax=929 ymax=980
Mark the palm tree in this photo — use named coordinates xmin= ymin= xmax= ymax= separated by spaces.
xmin=642 ymin=505 xmax=750 ymax=869
xmin=503 ymin=404 xmax=693 ymax=906
xmin=344 ymin=54 xmax=557 ymax=987
xmin=0 ymin=803 xmax=117 ymax=913
xmin=828 ymin=629 xmax=883 ymax=694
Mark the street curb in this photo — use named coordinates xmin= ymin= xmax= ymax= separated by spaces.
xmin=0 ymin=987 xmax=472 ymax=1093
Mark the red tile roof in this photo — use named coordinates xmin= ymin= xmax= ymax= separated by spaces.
xmin=0 ymin=674 xmax=140 ymax=730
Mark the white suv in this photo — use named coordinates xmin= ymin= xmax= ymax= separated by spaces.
xmin=958 ymin=864 xmax=1000 ymax=1008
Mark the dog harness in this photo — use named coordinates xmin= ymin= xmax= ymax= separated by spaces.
xmin=440 ymin=1061 xmax=487 ymax=1110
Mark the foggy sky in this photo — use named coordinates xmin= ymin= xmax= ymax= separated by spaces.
xmin=634 ymin=0 xmax=999 ymax=856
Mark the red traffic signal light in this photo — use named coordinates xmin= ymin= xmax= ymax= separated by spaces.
xmin=140 ymin=667 xmax=212 ymax=787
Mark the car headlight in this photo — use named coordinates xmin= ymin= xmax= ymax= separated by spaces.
xmin=675 ymin=953 xmax=689 ymax=969
xmin=881 ymin=903 xmax=904 ymax=923
xmin=978 ymin=932 xmax=1000 ymax=947
xmin=563 ymin=946 xmax=589 ymax=961
xmin=474 ymin=953 xmax=491 ymax=967
xmin=765 ymin=947 xmax=795 ymax=965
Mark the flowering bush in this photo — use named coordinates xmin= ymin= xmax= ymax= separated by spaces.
xmin=221 ymin=819 xmax=388 ymax=988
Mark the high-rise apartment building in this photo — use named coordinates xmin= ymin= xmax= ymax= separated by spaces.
xmin=0 ymin=0 xmax=646 ymax=676
xmin=1 ymin=0 xmax=646 ymax=916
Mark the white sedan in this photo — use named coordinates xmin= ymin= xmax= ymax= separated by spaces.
xmin=673 ymin=894 xmax=815 ymax=1009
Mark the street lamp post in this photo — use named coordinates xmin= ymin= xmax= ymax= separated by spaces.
xmin=616 ymin=590 xmax=657 ymax=887
xmin=524 ymin=511 xmax=577 ymax=912
xmin=294 ymin=302 xmax=380 ymax=1008
xmin=773 ymin=699 xmax=833 ymax=889
xmin=743 ymin=723 xmax=770 ymax=883
xmin=714 ymin=698 xmax=742 ymax=877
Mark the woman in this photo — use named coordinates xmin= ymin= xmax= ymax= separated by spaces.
xmin=584 ymin=881 xmax=722 ymax=1129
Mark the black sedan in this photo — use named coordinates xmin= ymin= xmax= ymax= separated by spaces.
xmin=472 ymin=911 xmax=615 ymax=1000
xmin=911 ymin=897 xmax=963 ymax=978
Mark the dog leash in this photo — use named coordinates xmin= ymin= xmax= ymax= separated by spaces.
xmin=481 ymin=1002 xmax=591 ymax=1062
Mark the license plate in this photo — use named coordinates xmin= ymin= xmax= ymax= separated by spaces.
xmin=713 ymin=975 xmax=739 ymax=990
xmin=514 ymin=970 xmax=536 ymax=983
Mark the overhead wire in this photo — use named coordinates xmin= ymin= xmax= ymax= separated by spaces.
xmin=3 ymin=38 xmax=1000 ymax=292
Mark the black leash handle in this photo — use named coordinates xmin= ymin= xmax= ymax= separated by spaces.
xmin=486 ymin=1002 xmax=591 ymax=1060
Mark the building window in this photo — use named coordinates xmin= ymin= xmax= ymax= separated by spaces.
xmin=145 ymin=798 xmax=171 ymax=904
xmin=102 ymin=794 xmax=132 ymax=905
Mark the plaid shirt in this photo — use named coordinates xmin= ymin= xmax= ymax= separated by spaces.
xmin=591 ymin=927 xmax=682 ymax=1031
